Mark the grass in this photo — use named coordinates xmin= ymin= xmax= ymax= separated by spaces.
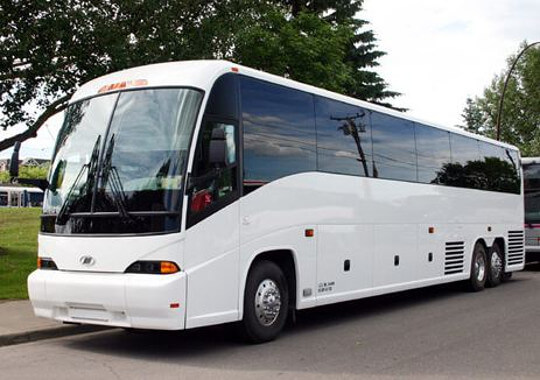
xmin=0 ymin=208 xmax=41 ymax=299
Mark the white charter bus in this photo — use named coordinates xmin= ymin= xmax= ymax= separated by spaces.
xmin=28 ymin=61 xmax=524 ymax=342
xmin=523 ymin=157 xmax=540 ymax=262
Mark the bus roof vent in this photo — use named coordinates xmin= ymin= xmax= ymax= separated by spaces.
xmin=444 ymin=241 xmax=465 ymax=275
xmin=507 ymin=230 xmax=525 ymax=266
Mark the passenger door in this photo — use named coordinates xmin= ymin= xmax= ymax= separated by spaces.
xmin=184 ymin=119 xmax=241 ymax=328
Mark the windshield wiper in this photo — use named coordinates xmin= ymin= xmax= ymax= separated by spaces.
xmin=100 ymin=134 xmax=134 ymax=221
xmin=56 ymin=135 xmax=101 ymax=224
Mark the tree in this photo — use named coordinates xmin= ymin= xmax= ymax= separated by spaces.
xmin=0 ymin=164 xmax=49 ymax=184
xmin=461 ymin=42 xmax=540 ymax=156
xmin=1 ymin=0 xmax=399 ymax=152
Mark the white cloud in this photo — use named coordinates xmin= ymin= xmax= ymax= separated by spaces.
xmin=362 ymin=0 xmax=540 ymax=128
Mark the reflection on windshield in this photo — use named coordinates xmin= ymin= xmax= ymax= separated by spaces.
xmin=44 ymin=94 xmax=117 ymax=215
xmin=42 ymin=88 xmax=203 ymax=234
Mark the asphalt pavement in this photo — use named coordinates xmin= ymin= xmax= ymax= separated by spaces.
xmin=1 ymin=266 xmax=540 ymax=379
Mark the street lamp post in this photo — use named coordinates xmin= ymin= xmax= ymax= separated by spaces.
xmin=496 ymin=41 xmax=540 ymax=141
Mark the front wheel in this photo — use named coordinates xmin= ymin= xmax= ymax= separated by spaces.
xmin=468 ymin=242 xmax=488 ymax=292
xmin=241 ymin=260 xmax=289 ymax=343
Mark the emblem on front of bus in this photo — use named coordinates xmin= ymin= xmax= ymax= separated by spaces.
xmin=79 ymin=255 xmax=96 ymax=267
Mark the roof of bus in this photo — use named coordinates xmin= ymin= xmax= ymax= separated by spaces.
xmin=71 ymin=60 xmax=519 ymax=152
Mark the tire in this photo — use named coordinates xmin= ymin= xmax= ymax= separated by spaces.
xmin=241 ymin=260 xmax=289 ymax=343
xmin=486 ymin=244 xmax=504 ymax=287
xmin=469 ymin=242 xmax=488 ymax=292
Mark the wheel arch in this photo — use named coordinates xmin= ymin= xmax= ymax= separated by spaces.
xmin=239 ymin=248 xmax=298 ymax=320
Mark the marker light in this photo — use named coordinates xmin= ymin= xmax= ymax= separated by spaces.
xmin=38 ymin=257 xmax=58 ymax=270
xmin=125 ymin=261 xmax=180 ymax=275
xmin=98 ymin=79 xmax=148 ymax=94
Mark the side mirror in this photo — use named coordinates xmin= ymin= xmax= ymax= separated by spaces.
xmin=9 ymin=141 xmax=21 ymax=178
xmin=208 ymin=128 xmax=227 ymax=167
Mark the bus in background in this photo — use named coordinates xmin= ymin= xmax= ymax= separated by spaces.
xmin=523 ymin=157 xmax=540 ymax=263
xmin=24 ymin=61 xmax=524 ymax=343
xmin=0 ymin=185 xmax=44 ymax=207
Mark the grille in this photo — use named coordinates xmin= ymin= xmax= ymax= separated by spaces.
xmin=445 ymin=241 xmax=465 ymax=275
xmin=507 ymin=230 xmax=525 ymax=266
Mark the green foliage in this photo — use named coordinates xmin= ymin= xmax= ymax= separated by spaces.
xmin=1 ymin=0 xmax=399 ymax=151
xmin=19 ymin=165 xmax=49 ymax=180
xmin=0 ymin=165 xmax=49 ymax=184
xmin=0 ymin=171 xmax=9 ymax=184
xmin=461 ymin=42 xmax=540 ymax=156
xmin=0 ymin=208 xmax=41 ymax=299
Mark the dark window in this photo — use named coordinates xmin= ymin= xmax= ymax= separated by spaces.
xmin=450 ymin=134 xmax=480 ymax=165
xmin=240 ymin=77 xmax=316 ymax=191
xmin=444 ymin=134 xmax=481 ymax=189
xmin=500 ymin=147 xmax=520 ymax=194
xmin=524 ymin=162 xmax=540 ymax=222
xmin=188 ymin=120 xmax=238 ymax=226
xmin=371 ymin=112 xmax=417 ymax=182
xmin=415 ymin=124 xmax=451 ymax=184
xmin=477 ymin=141 xmax=508 ymax=191
xmin=315 ymin=96 xmax=373 ymax=177
xmin=205 ymin=73 xmax=238 ymax=119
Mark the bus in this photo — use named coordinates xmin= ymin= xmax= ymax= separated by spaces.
xmin=0 ymin=185 xmax=43 ymax=208
xmin=27 ymin=61 xmax=524 ymax=342
xmin=523 ymin=157 xmax=540 ymax=263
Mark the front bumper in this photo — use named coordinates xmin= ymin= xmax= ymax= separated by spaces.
xmin=28 ymin=269 xmax=186 ymax=330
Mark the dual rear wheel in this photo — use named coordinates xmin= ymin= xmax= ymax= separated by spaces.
xmin=469 ymin=242 xmax=506 ymax=291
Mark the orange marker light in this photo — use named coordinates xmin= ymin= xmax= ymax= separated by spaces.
xmin=37 ymin=257 xmax=42 ymax=269
xmin=160 ymin=261 xmax=180 ymax=274
xmin=428 ymin=227 xmax=435 ymax=234
xmin=98 ymin=79 xmax=148 ymax=94
xmin=231 ymin=67 xmax=239 ymax=73
xmin=305 ymin=229 xmax=314 ymax=237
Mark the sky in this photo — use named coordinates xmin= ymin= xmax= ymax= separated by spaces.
xmin=362 ymin=0 xmax=540 ymax=127
xmin=1 ymin=0 xmax=539 ymax=160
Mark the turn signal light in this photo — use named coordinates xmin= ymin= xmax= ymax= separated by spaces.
xmin=125 ymin=261 xmax=180 ymax=275
xmin=38 ymin=257 xmax=58 ymax=270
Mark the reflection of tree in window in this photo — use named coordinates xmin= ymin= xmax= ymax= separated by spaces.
xmin=433 ymin=157 xmax=519 ymax=193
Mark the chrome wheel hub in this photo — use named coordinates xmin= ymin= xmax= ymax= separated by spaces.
xmin=475 ymin=253 xmax=486 ymax=282
xmin=491 ymin=252 xmax=503 ymax=279
xmin=254 ymin=279 xmax=281 ymax=326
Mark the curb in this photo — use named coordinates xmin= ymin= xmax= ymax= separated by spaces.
xmin=0 ymin=325 xmax=110 ymax=347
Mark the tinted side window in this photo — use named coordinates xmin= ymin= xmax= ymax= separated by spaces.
xmin=205 ymin=73 xmax=238 ymax=119
xmin=241 ymin=77 xmax=316 ymax=190
xmin=500 ymin=147 xmax=520 ymax=194
xmin=415 ymin=124 xmax=451 ymax=184
xmin=371 ymin=112 xmax=417 ymax=182
xmin=315 ymin=97 xmax=373 ymax=177
xmin=444 ymin=134 xmax=481 ymax=189
xmin=450 ymin=134 xmax=480 ymax=165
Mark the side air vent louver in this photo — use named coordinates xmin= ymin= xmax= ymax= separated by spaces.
xmin=445 ymin=241 xmax=465 ymax=275
xmin=507 ymin=230 xmax=525 ymax=266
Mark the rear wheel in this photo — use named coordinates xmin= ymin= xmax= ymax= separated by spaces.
xmin=241 ymin=260 xmax=289 ymax=343
xmin=469 ymin=242 xmax=487 ymax=291
xmin=486 ymin=244 xmax=504 ymax=287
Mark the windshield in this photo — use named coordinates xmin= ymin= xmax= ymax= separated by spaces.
xmin=42 ymin=88 xmax=203 ymax=234
xmin=524 ymin=162 xmax=540 ymax=224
